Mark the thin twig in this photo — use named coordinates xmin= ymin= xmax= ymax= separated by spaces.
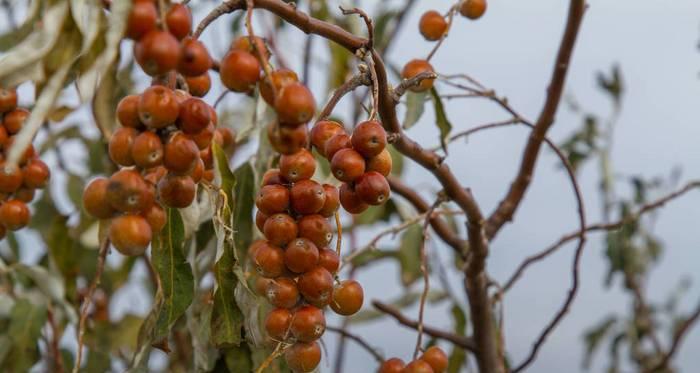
xmin=193 ymin=0 xmax=244 ymax=39
xmin=326 ymin=326 xmax=383 ymax=362
xmin=646 ymin=300 xmax=700 ymax=373
xmin=47 ymin=304 xmax=65 ymax=373
xmin=393 ymin=71 xmax=438 ymax=102
xmin=426 ymin=5 xmax=458 ymax=61
xmin=316 ymin=73 xmax=371 ymax=121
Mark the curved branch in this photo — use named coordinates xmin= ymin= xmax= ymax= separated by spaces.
xmin=326 ymin=326 xmax=383 ymax=362
xmin=647 ymin=300 xmax=700 ymax=372
xmin=316 ymin=73 xmax=370 ymax=121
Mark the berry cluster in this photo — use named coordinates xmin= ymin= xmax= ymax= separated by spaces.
xmin=83 ymin=1 xmax=235 ymax=256
xmin=378 ymin=346 xmax=449 ymax=373
xmin=0 ymin=87 xmax=51 ymax=237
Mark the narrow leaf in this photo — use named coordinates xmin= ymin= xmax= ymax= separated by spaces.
xmin=429 ymin=88 xmax=453 ymax=153
xmin=403 ymin=91 xmax=428 ymax=129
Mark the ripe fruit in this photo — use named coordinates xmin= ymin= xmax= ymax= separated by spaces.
xmin=0 ymin=87 xmax=18 ymax=113
xmin=378 ymin=358 xmax=406 ymax=373
xmin=3 ymin=108 xmax=29 ymax=134
xmin=339 ymin=182 xmax=369 ymax=214
xmin=164 ymin=132 xmax=199 ymax=175
xmin=255 ymin=184 xmax=290 ymax=214
xmin=142 ymin=203 xmax=166 ymax=232
xmin=331 ymin=148 xmax=365 ymax=182
xmin=290 ymin=305 xmax=326 ymax=342
xmin=138 ymin=85 xmax=180 ymax=129
xmin=318 ymin=248 xmax=340 ymax=274
xmin=330 ymin=280 xmax=364 ymax=316
xmin=284 ymin=341 xmax=321 ymax=373
xmin=143 ymin=166 xmax=167 ymax=185
xmin=352 ymin=120 xmax=387 ymax=158
xmin=4 ymin=137 xmax=35 ymax=165
xmin=267 ymin=121 xmax=308 ymax=155
xmin=324 ymin=133 xmax=352 ymax=160
xmin=220 ymin=49 xmax=261 ymax=93
xmin=367 ymin=149 xmax=393 ymax=176
xmin=166 ymin=3 xmax=192 ymax=40
xmin=116 ymin=95 xmax=143 ymax=128
xmin=260 ymin=69 xmax=299 ymax=105
xmin=232 ymin=36 xmax=269 ymax=59
xmin=188 ymin=122 xmax=215 ymax=150
xmin=0 ymin=199 xmax=29 ymax=230
xmin=185 ymin=73 xmax=211 ymax=97
xmin=0 ymin=126 xmax=7 ymax=146
xmin=131 ymin=131 xmax=164 ymax=169
xmin=265 ymin=308 xmax=292 ymax=341
xmin=420 ymin=347 xmax=448 ymax=373
xmin=108 ymin=127 xmax=138 ymax=166
xmin=275 ymin=83 xmax=316 ymax=126
xmin=252 ymin=242 xmax=285 ymax=278
xmin=126 ymin=0 xmax=157 ymax=40
xmin=310 ymin=120 xmax=344 ymax=157
xmin=401 ymin=59 xmax=436 ymax=92
xmin=297 ymin=266 xmax=334 ymax=307
xmin=318 ymin=184 xmax=340 ymax=218
xmin=107 ymin=169 xmax=153 ymax=213
xmin=255 ymin=210 xmax=269 ymax=232
xmin=262 ymin=168 xmax=286 ymax=186
xmin=178 ymin=98 xmax=212 ymax=134
xmin=22 ymin=158 xmax=50 ymax=188
xmin=284 ymin=237 xmax=319 ymax=274
xmin=254 ymin=275 xmax=274 ymax=296
xmin=134 ymin=30 xmax=181 ymax=76
xmin=290 ymin=180 xmax=325 ymax=215
xmin=279 ymin=149 xmax=316 ymax=182
xmin=157 ymin=173 xmax=196 ymax=208
xmin=263 ymin=213 xmax=298 ymax=247
xmin=83 ymin=177 xmax=116 ymax=219
xmin=109 ymin=214 xmax=152 ymax=256
xmin=218 ymin=127 xmax=236 ymax=149
xmin=178 ymin=38 xmax=212 ymax=77
xmin=459 ymin=0 xmax=487 ymax=20
xmin=266 ymin=277 xmax=300 ymax=309
xmin=403 ymin=360 xmax=435 ymax=373
xmin=15 ymin=188 xmax=35 ymax=203
xmin=355 ymin=171 xmax=391 ymax=205
xmin=419 ymin=11 xmax=448 ymax=41
xmin=0 ymin=163 xmax=23 ymax=193
xmin=298 ymin=214 xmax=332 ymax=248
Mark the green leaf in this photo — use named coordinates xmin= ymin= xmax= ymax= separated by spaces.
xmin=187 ymin=301 xmax=218 ymax=372
xmin=388 ymin=145 xmax=404 ymax=176
xmin=5 ymin=299 xmax=47 ymax=372
xmin=232 ymin=163 xmax=255 ymax=259
xmin=151 ymin=208 xmax=194 ymax=342
xmin=582 ymin=316 xmax=617 ymax=369
xmin=223 ymin=345 xmax=254 ymax=373
xmin=403 ymin=91 xmax=428 ymax=130
xmin=355 ymin=199 xmax=398 ymax=226
xmin=398 ymin=224 xmax=424 ymax=286
xmin=447 ymin=304 xmax=467 ymax=373
xmin=429 ymin=88 xmax=453 ymax=153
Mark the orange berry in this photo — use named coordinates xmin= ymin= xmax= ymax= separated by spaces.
xmin=310 ymin=120 xmax=344 ymax=157
xmin=284 ymin=237 xmax=319 ymax=274
xmin=267 ymin=121 xmax=308 ymax=155
xmin=266 ymin=277 xmax=299 ymax=309
xmin=164 ymin=132 xmax=199 ymax=175
xmin=275 ymin=83 xmax=316 ymax=126
xmin=378 ymin=358 xmax=406 ymax=373
xmin=352 ymin=120 xmax=387 ymax=158
xmin=252 ymin=241 xmax=285 ymax=278
xmin=290 ymin=305 xmax=326 ymax=342
xmin=178 ymin=97 xmax=212 ymax=134
xmin=318 ymin=247 xmax=340 ymax=274
xmin=22 ymin=158 xmax=50 ymax=189
xmin=109 ymin=214 xmax=152 ymax=256
xmin=339 ymin=182 xmax=369 ymax=214
xmin=297 ymin=266 xmax=334 ymax=307
xmin=138 ymin=85 xmax=181 ymax=129
xmin=116 ymin=94 xmax=144 ymax=128
xmin=419 ymin=11 xmax=448 ymax=41
xmin=367 ymin=149 xmax=393 ymax=176
xmin=256 ymin=184 xmax=290 ymax=215
xmin=134 ymin=30 xmax=181 ymax=76
xmin=231 ymin=36 xmax=269 ymax=59
xmin=0 ymin=199 xmax=29 ymax=230
xmin=401 ymin=59 xmax=436 ymax=92
xmin=318 ymin=184 xmax=340 ymax=218
xmin=108 ymin=127 xmax=138 ymax=167
xmin=355 ymin=171 xmax=390 ymax=205
xmin=178 ymin=37 xmax=212 ymax=77
xmin=83 ymin=177 xmax=117 ymax=219
xmin=297 ymin=214 xmax=332 ymax=248
xmin=3 ymin=108 xmax=29 ymax=135
xmin=420 ymin=346 xmax=448 ymax=373
xmin=220 ymin=50 xmax=261 ymax=93
xmin=166 ymin=3 xmax=192 ymax=40
xmin=157 ymin=173 xmax=196 ymax=208
xmin=290 ymin=180 xmax=326 ymax=215
xmin=330 ymin=280 xmax=364 ymax=316
xmin=126 ymin=0 xmax=157 ymax=40
xmin=324 ymin=133 xmax=352 ymax=160
xmin=185 ymin=73 xmax=211 ymax=97
xmin=0 ymin=163 xmax=23 ymax=193
xmin=459 ymin=0 xmax=487 ymax=20
xmin=142 ymin=202 xmax=166 ymax=233
xmin=279 ymin=149 xmax=316 ymax=183
xmin=403 ymin=360 xmax=435 ymax=373
xmin=331 ymin=148 xmax=366 ymax=182
xmin=262 ymin=168 xmax=286 ymax=186
xmin=263 ymin=213 xmax=298 ymax=247
xmin=284 ymin=342 xmax=321 ymax=373
xmin=106 ymin=169 xmax=154 ymax=213
xmin=265 ymin=308 xmax=293 ymax=341
xmin=260 ymin=68 xmax=299 ymax=105
xmin=0 ymin=87 xmax=18 ymax=114
xmin=131 ymin=131 xmax=164 ymax=169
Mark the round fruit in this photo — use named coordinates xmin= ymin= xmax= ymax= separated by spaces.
xmin=106 ymin=169 xmax=153 ymax=213
xmin=352 ymin=120 xmax=387 ymax=158
xmin=419 ymin=11 xmax=448 ymax=41
xmin=275 ymin=83 xmax=316 ymax=126
xmin=310 ymin=120 xmax=344 ymax=157
xmin=297 ymin=214 xmax=332 ymax=248
xmin=3 ymin=108 xmax=28 ymax=134
xmin=263 ymin=213 xmax=298 ymax=247
xmin=0 ymin=126 xmax=7 ymax=146
xmin=262 ymin=168 xmax=286 ymax=186
xmin=178 ymin=38 xmax=212 ymax=77
xmin=265 ymin=308 xmax=292 ymax=341
xmin=185 ymin=73 xmax=211 ymax=97
xmin=279 ymin=149 xmax=316 ymax=182
xmin=142 ymin=202 xmax=166 ymax=232
xmin=290 ymin=180 xmax=325 ymax=215
xmin=403 ymin=360 xmax=435 ymax=373
xmin=157 ymin=173 xmax=196 ymax=208
xmin=284 ymin=341 xmax=321 ymax=373
xmin=0 ymin=199 xmax=29 ymax=231
xmin=116 ymin=94 xmax=143 ymax=128
xmin=290 ymin=305 xmax=326 ymax=342
xmin=188 ymin=122 xmax=215 ymax=150
xmin=164 ymin=132 xmax=199 ymax=175
xmin=22 ymin=158 xmax=50 ymax=189
xmin=401 ymin=59 xmax=436 ymax=92
xmin=260 ymin=68 xmax=299 ymax=105
xmin=143 ymin=166 xmax=167 ymax=185
xmin=254 ymin=275 xmax=274 ymax=296
xmin=138 ymin=85 xmax=180 ymax=129
xmin=266 ymin=277 xmax=300 ymax=309
xmin=108 ymin=127 xmax=138 ymax=166
xmin=255 ymin=210 xmax=269 ymax=232
xmin=231 ymin=36 xmax=269 ymax=59
xmin=324 ymin=133 xmax=352 ymax=160
xmin=355 ymin=171 xmax=391 ymax=205
xmin=330 ymin=280 xmax=364 ymax=316
xmin=166 ymin=3 xmax=192 ymax=39
xmin=200 ymin=147 xmax=213 ymax=169
xmin=378 ymin=358 xmax=406 ymax=373
xmin=134 ymin=30 xmax=181 ymax=76
xmin=15 ymin=188 xmax=35 ymax=203
xmin=459 ymin=0 xmax=487 ymax=19
xmin=297 ymin=266 xmax=334 ymax=307
xmin=331 ymin=148 xmax=365 ymax=182
xmin=0 ymin=163 xmax=23 ymax=193
xmin=178 ymin=97 xmax=212 ymax=134
xmin=284 ymin=237 xmax=319 ymax=274
xmin=109 ymin=214 xmax=152 ymax=256
xmin=220 ymin=49 xmax=261 ymax=93
xmin=367 ymin=149 xmax=393 ymax=176
xmin=83 ymin=177 xmax=116 ymax=219
xmin=218 ymin=127 xmax=236 ymax=149
xmin=318 ymin=247 xmax=340 ymax=274
xmin=339 ymin=182 xmax=369 ymax=214
xmin=420 ymin=346 xmax=448 ymax=373
xmin=256 ymin=184 xmax=290 ymax=215
xmin=0 ymin=87 xmax=18 ymax=114
xmin=318 ymin=184 xmax=340 ymax=218
xmin=4 ymin=137 xmax=35 ymax=165
xmin=131 ymin=131 xmax=164 ymax=169
xmin=252 ymin=242 xmax=285 ymax=278
xmin=126 ymin=0 xmax=157 ymax=40
xmin=267 ymin=121 xmax=308 ymax=155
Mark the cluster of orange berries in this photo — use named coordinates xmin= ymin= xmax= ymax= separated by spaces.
xmin=0 ymin=87 xmax=50 ymax=237
xmin=82 ymin=2 xmax=235 ymax=256
xmin=378 ymin=346 xmax=449 ymax=373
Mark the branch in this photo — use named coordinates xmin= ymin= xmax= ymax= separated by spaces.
xmin=316 ymin=72 xmax=371 ymax=121
xmin=647 ymin=300 xmax=700 ymax=372
xmin=326 ymin=326 xmax=383 ymax=362
xmin=372 ymin=300 xmax=477 ymax=352
xmin=487 ymin=0 xmax=587 ymax=239
xmin=392 ymin=71 xmax=438 ymax=102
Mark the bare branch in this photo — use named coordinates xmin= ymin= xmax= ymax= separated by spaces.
xmin=393 ymin=71 xmax=439 ymax=102
xmin=316 ymin=73 xmax=371 ymax=121
xmin=647 ymin=300 xmax=700 ymax=372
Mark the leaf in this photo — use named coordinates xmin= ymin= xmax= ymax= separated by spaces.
xmin=388 ymin=144 xmax=404 ymax=176
xmin=0 ymin=0 xmax=41 ymax=51
xmin=596 ymin=64 xmax=624 ymax=106
xmin=355 ymin=199 xmax=398 ymax=226
xmin=91 ymin=61 xmax=119 ymax=140
xmin=403 ymin=91 xmax=428 ymax=129
xmin=398 ymin=224 xmax=424 ymax=286
xmin=447 ymin=304 xmax=467 ymax=373
xmin=232 ymin=163 xmax=255 ymax=259
xmin=429 ymin=88 xmax=453 ymax=153
xmin=223 ymin=345 xmax=254 ymax=373
xmin=151 ymin=208 xmax=194 ymax=342
xmin=5 ymin=299 xmax=47 ymax=372
xmin=582 ymin=316 xmax=617 ymax=369
xmin=187 ymin=301 xmax=218 ymax=372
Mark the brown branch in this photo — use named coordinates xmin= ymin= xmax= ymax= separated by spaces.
xmin=426 ymin=6 xmax=458 ymax=61
xmin=647 ymin=300 xmax=700 ymax=372
xmin=326 ymin=326 xmax=383 ymax=362
xmin=487 ymin=0 xmax=587 ymax=239
xmin=393 ymin=71 xmax=439 ymax=102
xmin=47 ymin=304 xmax=64 ymax=373
xmin=316 ymin=72 xmax=371 ymax=121
xmin=372 ymin=300 xmax=477 ymax=352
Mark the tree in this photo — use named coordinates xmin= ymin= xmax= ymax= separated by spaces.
xmin=0 ymin=0 xmax=697 ymax=372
